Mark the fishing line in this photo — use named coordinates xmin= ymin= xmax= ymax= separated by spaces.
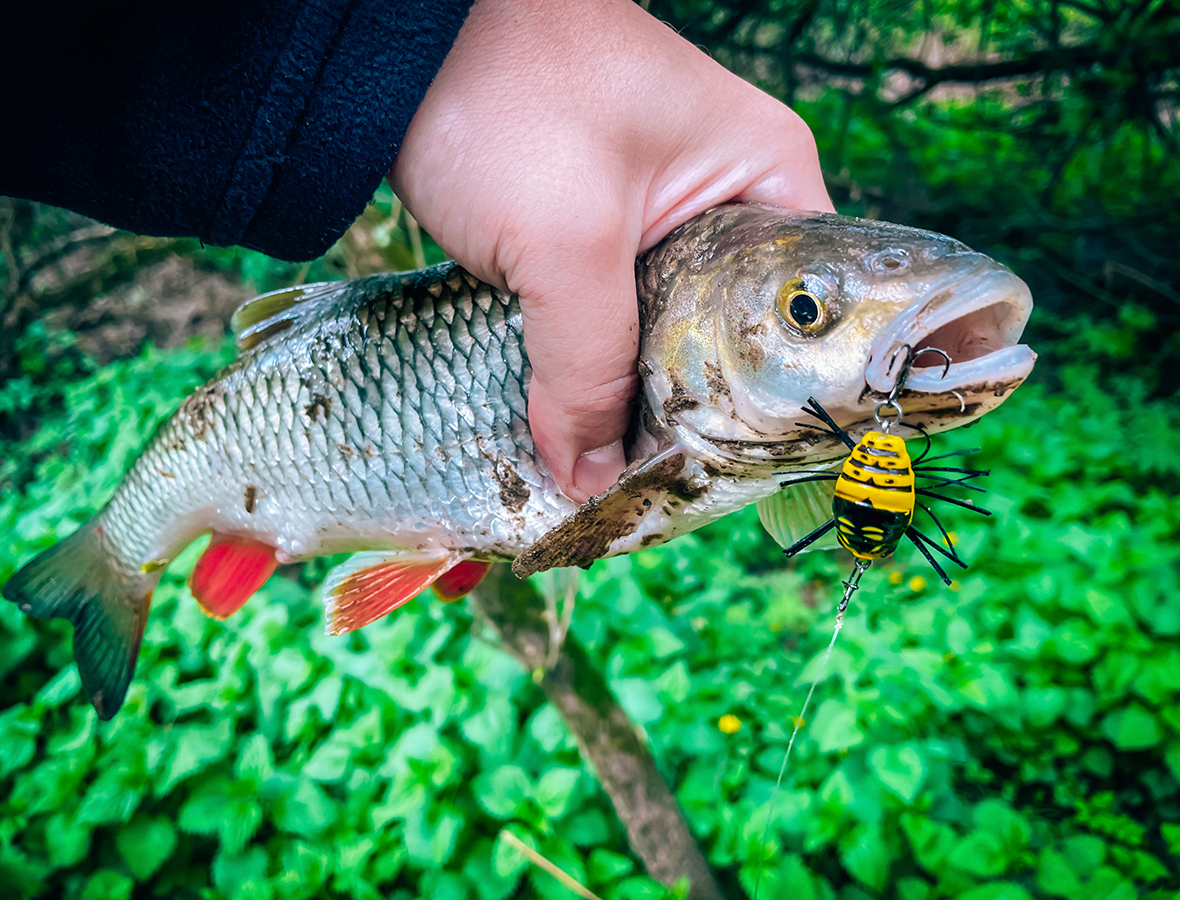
xmin=752 ymin=558 xmax=870 ymax=900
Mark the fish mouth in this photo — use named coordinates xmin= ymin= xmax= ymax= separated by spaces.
xmin=867 ymin=265 xmax=1036 ymax=400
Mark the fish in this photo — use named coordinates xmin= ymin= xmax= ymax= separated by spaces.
xmin=2 ymin=203 xmax=1036 ymax=719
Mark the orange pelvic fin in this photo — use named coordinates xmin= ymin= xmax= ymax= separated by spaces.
xmin=433 ymin=560 xmax=492 ymax=602
xmin=322 ymin=550 xmax=472 ymax=635
xmin=190 ymin=532 xmax=279 ymax=620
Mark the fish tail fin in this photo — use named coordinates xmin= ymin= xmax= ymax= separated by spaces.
xmin=2 ymin=520 xmax=156 ymax=720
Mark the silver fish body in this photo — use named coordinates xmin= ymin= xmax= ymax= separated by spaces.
xmin=106 ymin=268 xmax=573 ymax=571
xmin=3 ymin=203 xmax=1036 ymax=718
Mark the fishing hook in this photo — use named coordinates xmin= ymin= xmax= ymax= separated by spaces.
xmin=877 ymin=344 xmax=953 ymax=433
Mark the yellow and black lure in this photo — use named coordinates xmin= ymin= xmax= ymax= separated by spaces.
xmin=778 ymin=396 xmax=991 ymax=585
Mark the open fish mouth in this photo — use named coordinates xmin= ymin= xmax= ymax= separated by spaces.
xmin=867 ymin=265 xmax=1036 ymax=399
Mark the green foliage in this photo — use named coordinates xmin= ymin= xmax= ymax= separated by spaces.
xmin=3 ymin=329 xmax=1180 ymax=898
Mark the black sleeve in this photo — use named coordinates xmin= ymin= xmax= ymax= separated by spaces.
xmin=1 ymin=0 xmax=474 ymax=261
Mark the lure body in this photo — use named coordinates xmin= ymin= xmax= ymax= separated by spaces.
xmin=833 ymin=431 xmax=915 ymax=559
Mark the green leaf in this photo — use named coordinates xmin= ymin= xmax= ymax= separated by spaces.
xmin=403 ymin=806 xmax=463 ymax=866
xmin=562 ymin=809 xmax=611 ymax=847
xmin=810 ymin=699 xmax=864 ymax=752
xmin=273 ymin=778 xmax=336 ymax=837
xmin=0 ymin=706 xmax=40 ymax=778
xmin=1038 ymin=848 xmax=1081 ymax=897
xmin=901 ymin=813 xmax=957 ymax=874
xmin=529 ymin=704 xmax=574 ymax=753
xmin=213 ymin=847 xmax=270 ymax=900
xmin=896 ymin=877 xmax=931 ymax=900
xmin=462 ymin=693 xmax=516 ymax=759
xmin=156 ymin=720 xmax=233 ymax=794
xmin=840 ymin=823 xmax=890 ymax=891
xmin=589 ymin=848 xmax=634 ymax=883
xmin=463 ymin=839 xmax=523 ymax=900
xmin=79 ymin=869 xmax=134 ymax=900
xmin=35 ymin=666 xmax=81 ymax=708
xmin=653 ymin=660 xmax=691 ymax=703
xmin=78 ymin=762 xmax=146 ymax=825
xmin=179 ymin=778 xmax=262 ymax=852
xmin=974 ymin=800 xmax=1031 ymax=853
xmin=235 ymin=734 xmax=274 ymax=783
xmin=534 ymin=768 xmax=581 ymax=819
xmin=1101 ymin=704 xmax=1162 ymax=749
xmin=610 ymin=677 xmax=664 ymax=725
xmin=958 ymin=883 xmax=1032 ymax=900
xmin=115 ymin=816 xmax=177 ymax=881
xmin=44 ymin=811 xmax=91 ymax=869
xmin=474 ymin=765 xmax=531 ymax=819
xmin=869 ymin=745 xmax=924 ymax=802
xmin=492 ymin=827 xmax=534 ymax=879
xmin=1161 ymin=823 xmax=1180 ymax=856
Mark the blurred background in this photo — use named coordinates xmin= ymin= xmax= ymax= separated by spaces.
xmin=1 ymin=1 xmax=1178 ymax=898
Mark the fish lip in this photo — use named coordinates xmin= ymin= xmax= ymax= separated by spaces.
xmin=867 ymin=264 xmax=1036 ymax=396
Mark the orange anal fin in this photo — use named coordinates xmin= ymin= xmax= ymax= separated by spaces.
xmin=433 ymin=560 xmax=492 ymax=602
xmin=190 ymin=533 xmax=279 ymax=620
xmin=323 ymin=551 xmax=469 ymax=635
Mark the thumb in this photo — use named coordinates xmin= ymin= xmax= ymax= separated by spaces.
xmin=514 ymin=228 xmax=641 ymax=504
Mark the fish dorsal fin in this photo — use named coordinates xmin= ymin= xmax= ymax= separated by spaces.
xmin=756 ymin=475 xmax=839 ymax=553
xmin=231 ymin=281 xmax=347 ymax=352
xmin=189 ymin=532 xmax=279 ymax=619
xmin=322 ymin=549 xmax=472 ymax=635
xmin=512 ymin=445 xmax=692 ymax=578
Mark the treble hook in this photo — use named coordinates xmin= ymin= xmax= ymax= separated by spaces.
xmin=875 ymin=344 xmax=954 ymax=432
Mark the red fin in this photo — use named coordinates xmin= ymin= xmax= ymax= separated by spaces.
xmin=190 ymin=533 xmax=278 ymax=620
xmin=433 ymin=560 xmax=492 ymax=602
xmin=323 ymin=551 xmax=466 ymax=635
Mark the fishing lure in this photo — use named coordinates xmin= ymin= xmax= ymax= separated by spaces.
xmin=776 ymin=347 xmax=991 ymax=584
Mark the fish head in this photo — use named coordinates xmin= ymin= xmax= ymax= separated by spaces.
xmin=636 ymin=203 xmax=1035 ymax=464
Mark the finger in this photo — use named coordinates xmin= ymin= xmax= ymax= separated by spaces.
xmin=512 ymin=222 xmax=642 ymax=503
xmin=734 ymin=104 xmax=835 ymax=214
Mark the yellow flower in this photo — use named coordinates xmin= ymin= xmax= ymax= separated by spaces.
xmin=909 ymin=575 xmax=928 ymax=592
xmin=791 ymin=715 xmax=806 ymax=729
xmin=888 ymin=571 xmax=903 ymax=585
xmin=718 ymin=714 xmax=742 ymax=734
xmin=944 ymin=531 xmax=958 ymax=546
xmin=949 ymin=580 xmax=962 ymax=592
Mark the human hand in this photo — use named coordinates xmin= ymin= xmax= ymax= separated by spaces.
xmin=390 ymin=0 xmax=833 ymax=503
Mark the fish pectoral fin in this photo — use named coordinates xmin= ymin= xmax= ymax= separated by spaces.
xmin=512 ymin=445 xmax=694 ymax=578
xmin=189 ymin=532 xmax=280 ymax=620
xmin=323 ymin=549 xmax=473 ymax=635
xmin=2 ymin=519 xmax=157 ymax=721
xmin=757 ymin=476 xmax=840 ymax=553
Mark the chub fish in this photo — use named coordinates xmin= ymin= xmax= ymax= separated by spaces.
xmin=3 ymin=204 xmax=1036 ymax=718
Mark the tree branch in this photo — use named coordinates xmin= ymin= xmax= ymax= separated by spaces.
xmin=796 ymin=42 xmax=1107 ymax=87
xmin=472 ymin=566 xmax=723 ymax=900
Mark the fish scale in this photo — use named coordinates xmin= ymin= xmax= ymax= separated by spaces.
xmin=95 ymin=269 xmax=566 ymax=576
xmin=4 ymin=203 xmax=1036 ymax=718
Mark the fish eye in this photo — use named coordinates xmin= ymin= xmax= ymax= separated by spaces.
xmin=776 ymin=279 xmax=827 ymax=335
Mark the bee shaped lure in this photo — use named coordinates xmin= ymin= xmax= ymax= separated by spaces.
xmin=779 ymin=346 xmax=992 ymax=589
